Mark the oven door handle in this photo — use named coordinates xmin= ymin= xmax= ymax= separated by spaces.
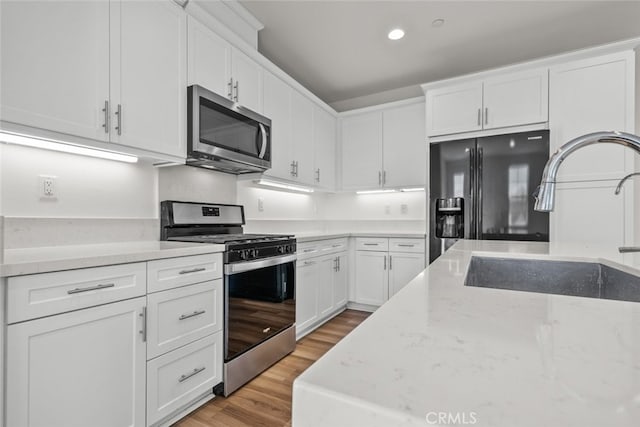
xmin=224 ymin=254 xmax=297 ymax=275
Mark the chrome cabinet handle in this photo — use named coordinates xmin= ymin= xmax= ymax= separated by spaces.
xmin=477 ymin=108 xmax=481 ymax=126
xmin=315 ymin=168 xmax=320 ymax=183
xmin=363 ymin=243 xmax=379 ymax=246
xmin=178 ymin=366 xmax=206 ymax=383
xmin=389 ymin=255 xmax=392 ymax=270
xmin=67 ymin=283 xmax=115 ymax=294
xmin=291 ymin=161 xmax=296 ymax=177
xmin=333 ymin=257 xmax=338 ymax=272
xmin=102 ymin=100 xmax=109 ymax=133
xmin=378 ymin=171 xmax=382 ymax=186
xmin=331 ymin=244 xmax=342 ymax=248
xmin=303 ymin=248 xmax=316 ymax=253
xmin=234 ymin=80 xmax=239 ymax=102
xmin=228 ymin=78 xmax=233 ymax=99
xmin=139 ymin=306 xmax=147 ymax=342
xmin=382 ymin=170 xmax=386 ymax=185
xmin=337 ymin=257 xmax=341 ymax=271
xmin=303 ymin=260 xmax=315 ymax=266
xmin=397 ymin=244 xmax=415 ymax=247
xmin=383 ymin=256 xmax=387 ymax=270
xmin=179 ymin=267 xmax=206 ymax=275
xmin=484 ymin=107 xmax=488 ymax=125
xmin=179 ymin=310 xmax=206 ymax=321
xmin=115 ymin=104 xmax=122 ymax=136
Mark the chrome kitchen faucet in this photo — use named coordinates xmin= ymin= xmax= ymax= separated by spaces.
xmin=533 ymin=131 xmax=640 ymax=253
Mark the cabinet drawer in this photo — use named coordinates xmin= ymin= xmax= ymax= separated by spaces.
xmin=355 ymin=237 xmax=389 ymax=251
xmin=318 ymin=238 xmax=348 ymax=254
xmin=147 ymin=332 xmax=223 ymax=426
xmin=389 ymin=238 xmax=425 ymax=253
xmin=147 ymin=280 xmax=223 ymax=359
xmin=7 ymin=262 xmax=146 ymax=323
xmin=297 ymin=241 xmax=322 ymax=260
xmin=147 ymin=253 xmax=222 ymax=293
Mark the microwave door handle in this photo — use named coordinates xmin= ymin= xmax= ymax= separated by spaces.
xmin=258 ymin=123 xmax=268 ymax=159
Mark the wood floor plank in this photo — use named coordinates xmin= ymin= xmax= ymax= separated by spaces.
xmin=174 ymin=310 xmax=370 ymax=427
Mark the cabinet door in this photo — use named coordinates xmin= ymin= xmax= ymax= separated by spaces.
xmin=317 ymin=255 xmax=335 ymax=318
xmin=262 ymin=72 xmax=293 ymax=180
xmin=341 ymin=112 xmax=383 ymax=190
xmin=296 ymin=260 xmax=319 ymax=335
xmin=355 ymin=251 xmax=388 ymax=306
xmin=388 ymin=252 xmax=425 ymax=298
xmin=231 ymin=47 xmax=262 ymax=113
xmin=0 ymin=0 xmax=110 ymax=141
xmin=291 ymin=90 xmax=316 ymax=185
xmin=426 ymin=82 xmax=483 ymax=136
xmin=333 ymin=253 xmax=348 ymax=308
xmin=111 ymin=0 xmax=186 ymax=157
xmin=549 ymin=52 xmax=634 ymax=182
xmin=187 ymin=16 xmax=232 ymax=98
xmin=7 ymin=297 xmax=146 ymax=427
xmin=313 ymin=106 xmax=337 ymax=190
xmin=483 ymin=68 xmax=548 ymax=130
xmin=383 ymin=102 xmax=426 ymax=188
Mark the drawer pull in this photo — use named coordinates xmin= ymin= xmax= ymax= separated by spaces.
xmin=67 ymin=283 xmax=115 ymax=294
xmin=178 ymin=366 xmax=206 ymax=383
xmin=303 ymin=248 xmax=316 ymax=253
xmin=398 ymin=244 xmax=415 ymax=247
xmin=332 ymin=244 xmax=342 ymax=248
xmin=363 ymin=243 xmax=379 ymax=246
xmin=179 ymin=267 xmax=206 ymax=275
xmin=178 ymin=310 xmax=206 ymax=321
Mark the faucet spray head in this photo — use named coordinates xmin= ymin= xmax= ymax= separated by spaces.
xmin=534 ymin=181 xmax=556 ymax=212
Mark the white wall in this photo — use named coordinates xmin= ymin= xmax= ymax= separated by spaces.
xmin=1 ymin=144 xmax=158 ymax=218
xmin=158 ymin=165 xmax=237 ymax=205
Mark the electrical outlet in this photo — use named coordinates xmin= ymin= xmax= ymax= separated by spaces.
xmin=401 ymin=204 xmax=408 ymax=215
xmin=38 ymin=175 xmax=57 ymax=198
xmin=258 ymin=197 xmax=264 ymax=212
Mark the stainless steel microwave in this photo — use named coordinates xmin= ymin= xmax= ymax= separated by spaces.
xmin=187 ymin=85 xmax=271 ymax=174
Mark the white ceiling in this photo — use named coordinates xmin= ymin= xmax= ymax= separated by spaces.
xmin=238 ymin=0 xmax=640 ymax=111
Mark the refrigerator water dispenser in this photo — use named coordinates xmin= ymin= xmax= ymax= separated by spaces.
xmin=435 ymin=198 xmax=464 ymax=239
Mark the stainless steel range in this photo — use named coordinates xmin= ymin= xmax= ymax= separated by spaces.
xmin=160 ymin=201 xmax=296 ymax=396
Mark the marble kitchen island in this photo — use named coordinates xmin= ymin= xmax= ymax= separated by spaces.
xmin=292 ymin=240 xmax=640 ymax=427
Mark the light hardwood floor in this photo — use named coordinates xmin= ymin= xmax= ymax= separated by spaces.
xmin=174 ymin=310 xmax=371 ymax=427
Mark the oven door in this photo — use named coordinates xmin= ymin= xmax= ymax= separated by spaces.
xmin=224 ymin=254 xmax=296 ymax=361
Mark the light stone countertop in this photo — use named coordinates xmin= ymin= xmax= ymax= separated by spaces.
xmin=0 ymin=241 xmax=225 ymax=277
xmin=292 ymin=239 xmax=640 ymax=427
xmin=294 ymin=232 xmax=426 ymax=243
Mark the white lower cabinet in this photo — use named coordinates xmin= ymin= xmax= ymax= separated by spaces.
xmin=6 ymin=297 xmax=147 ymax=427
xmin=146 ymin=332 xmax=223 ymax=426
xmin=296 ymin=238 xmax=349 ymax=338
xmin=355 ymin=238 xmax=425 ymax=308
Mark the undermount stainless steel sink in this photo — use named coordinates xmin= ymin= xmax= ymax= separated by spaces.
xmin=464 ymin=256 xmax=640 ymax=303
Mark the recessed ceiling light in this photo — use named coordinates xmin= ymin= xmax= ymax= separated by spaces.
xmin=432 ymin=18 xmax=445 ymax=28
xmin=388 ymin=28 xmax=405 ymax=40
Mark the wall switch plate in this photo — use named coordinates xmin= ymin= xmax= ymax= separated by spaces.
xmin=38 ymin=175 xmax=57 ymax=198
xmin=401 ymin=204 xmax=408 ymax=214
xmin=258 ymin=197 xmax=264 ymax=212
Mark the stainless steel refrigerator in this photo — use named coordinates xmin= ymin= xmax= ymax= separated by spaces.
xmin=429 ymin=130 xmax=550 ymax=263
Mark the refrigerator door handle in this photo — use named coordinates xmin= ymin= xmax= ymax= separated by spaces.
xmin=477 ymin=147 xmax=484 ymax=239
xmin=469 ymin=148 xmax=476 ymax=239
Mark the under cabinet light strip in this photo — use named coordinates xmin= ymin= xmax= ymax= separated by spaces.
xmin=0 ymin=131 xmax=138 ymax=163
xmin=255 ymin=179 xmax=314 ymax=193
xmin=400 ymin=187 xmax=425 ymax=192
xmin=356 ymin=189 xmax=397 ymax=195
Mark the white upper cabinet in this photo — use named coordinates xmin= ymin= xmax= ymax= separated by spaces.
xmin=549 ymin=52 xmax=634 ymax=182
xmin=425 ymin=68 xmax=548 ymax=137
xmin=262 ymin=72 xmax=293 ymax=181
xmin=187 ymin=16 xmax=232 ymax=98
xmin=483 ymin=69 xmax=548 ymax=130
xmin=0 ymin=0 xmax=187 ymax=160
xmin=341 ymin=101 xmax=425 ymax=190
xmin=187 ymin=16 xmax=262 ymax=113
xmin=0 ymin=0 xmax=110 ymax=142
xmin=291 ymin=90 xmax=315 ymax=185
xmin=341 ymin=111 xmax=384 ymax=190
xmin=382 ymin=102 xmax=426 ymax=188
xmin=113 ymin=0 xmax=186 ymax=158
xmin=426 ymin=82 xmax=483 ymax=136
xmin=313 ymin=106 xmax=337 ymax=190
xmin=231 ymin=48 xmax=263 ymax=113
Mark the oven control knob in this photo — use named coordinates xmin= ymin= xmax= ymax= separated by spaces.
xmin=277 ymin=246 xmax=284 ymax=254
xmin=240 ymin=250 xmax=248 ymax=260
xmin=250 ymin=249 xmax=258 ymax=258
